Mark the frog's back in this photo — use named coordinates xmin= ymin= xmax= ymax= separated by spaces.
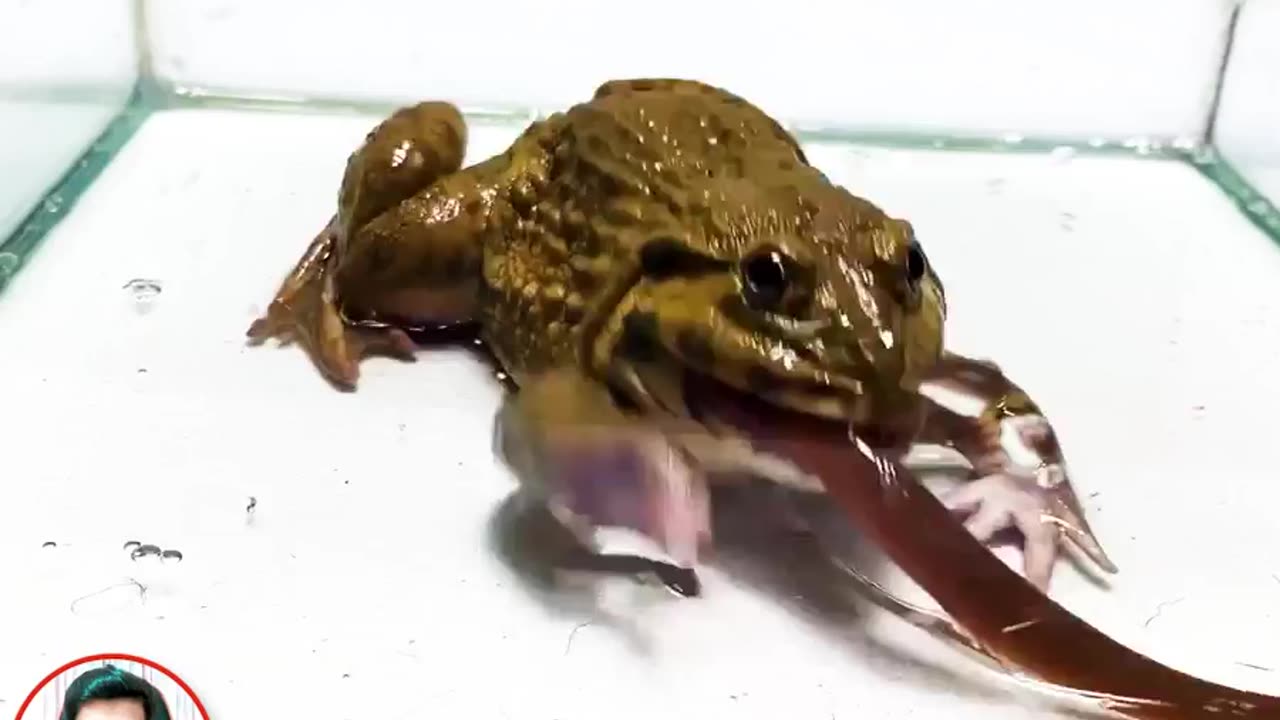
xmin=562 ymin=79 xmax=813 ymax=196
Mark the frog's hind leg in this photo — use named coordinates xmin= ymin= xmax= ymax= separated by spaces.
xmin=246 ymin=101 xmax=470 ymax=389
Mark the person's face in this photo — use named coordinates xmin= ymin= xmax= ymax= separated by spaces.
xmin=74 ymin=698 xmax=146 ymax=720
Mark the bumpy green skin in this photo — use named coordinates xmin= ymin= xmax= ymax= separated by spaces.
xmin=326 ymin=78 xmax=943 ymax=425
xmin=248 ymin=78 xmax=1110 ymax=591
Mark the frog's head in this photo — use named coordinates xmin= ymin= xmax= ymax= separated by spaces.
xmin=603 ymin=184 xmax=946 ymax=449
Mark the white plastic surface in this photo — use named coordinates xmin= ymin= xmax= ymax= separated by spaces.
xmin=145 ymin=0 xmax=1232 ymax=142
xmin=2 ymin=107 xmax=1279 ymax=718
xmin=0 ymin=0 xmax=137 ymax=241
xmin=1215 ymin=0 xmax=1280 ymax=204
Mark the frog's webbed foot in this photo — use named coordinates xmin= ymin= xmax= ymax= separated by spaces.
xmin=245 ymin=222 xmax=417 ymax=389
xmin=494 ymin=369 xmax=712 ymax=588
xmin=917 ymin=353 xmax=1117 ymax=590
xmin=939 ymin=460 xmax=1113 ymax=591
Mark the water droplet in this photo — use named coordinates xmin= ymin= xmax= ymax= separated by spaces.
xmin=1087 ymin=137 xmax=1107 ymax=149
xmin=930 ymin=139 xmax=945 ymax=149
xmin=1049 ymin=146 xmax=1077 ymax=164
xmin=160 ymin=549 xmax=183 ymax=564
xmin=1000 ymin=133 xmax=1025 ymax=145
xmin=122 ymin=540 xmax=141 ymax=552
xmin=494 ymin=370 xmax=509 ymax=382
xmin=246 ymin=496 xmax=257 ymax=514
xmin=123 ymin=278 xmax=163 ymax=312
xmin=42 ymin=195 xmax=64 ymax=213
xmin=1246 ymin=199 xmax=1272 ymax=215
xmin=0 ymin=252 xmax=19 ymax=277
xmin=130 ymin=544 xmax=162 ymax=561
xmin=41 ymin=541 xmax=56 ymax=549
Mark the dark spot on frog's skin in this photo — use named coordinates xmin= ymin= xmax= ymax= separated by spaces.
xmin=564 ymin=302 xmax=586 ymax=324
xmin=576 ymin=229 xmax=602 ymax=257
xmin=464 ymin=197 xmax=483 ymax=216
xmin=620 ymin=311 xmax=662 ymax=362
xmin=746 ymin=365 xmax=782 ymax=395
xmin=675 ymin=329 xmax=715 ymax=368
xmin=640 ymin=237 xmax=727 ymax=279
xmin=364 ymin=238 xmax=396 ymax=276
xmin=441 ymin=249 xmax=467 ymax=280
xmin=777 ymin=158 xmax=796 ymax=172
xmin=602 ymin=203 xmax=639 ymax=227
xmin=570 ymin=267 xmax=598 ymax=293
xmin=585 ymin=134 xmax=609 ymax=156
xmin=629 ymin=79 xmax=658 ymax=92
xmin=416 ymin=253 xmax=440 ymax=279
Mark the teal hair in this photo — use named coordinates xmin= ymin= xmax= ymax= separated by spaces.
xmin=58 ymin=664 xmax=172 ymax=720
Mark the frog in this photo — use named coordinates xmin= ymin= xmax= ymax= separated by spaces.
xmin=247 ymin=78 xmax=1115 ymax=594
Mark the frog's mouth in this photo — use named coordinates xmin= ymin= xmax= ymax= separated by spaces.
xmin=680 ymin=361 xmax=911 ymax=456
xmin=677 ymin=366 xmax=915 ymax=456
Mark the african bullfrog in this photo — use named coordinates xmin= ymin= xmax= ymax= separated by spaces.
xmin=247 ymin=78 xmax=1114 ymax=593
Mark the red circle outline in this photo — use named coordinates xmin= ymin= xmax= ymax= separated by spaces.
xmin=12 ymin=653 xmax=211 ymax=720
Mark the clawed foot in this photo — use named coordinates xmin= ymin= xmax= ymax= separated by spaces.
xmin=245 ymin=223 xmax=418 ymax=389
xmin=941 ymin=465 xmax=1116 ymax=590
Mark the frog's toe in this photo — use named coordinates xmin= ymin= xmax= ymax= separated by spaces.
xmin=310 ymin=325 xmax=419 ymax=390
xmin=245 ymin=301 xmax=295 ymax=344
xmin=346 ymin=325 xmax=419 ymax=364
xmin=246 ymin=299 xmax=418 ymax=390
xmin=941 ymin=469 xmax=1116 ymax=591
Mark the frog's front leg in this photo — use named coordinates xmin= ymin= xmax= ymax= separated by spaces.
xmin=912 ymin=352 xmax=1116 ymax=590
xmin=247 ymin=101 xmax=471 ymax=388
xmin=493 ymin=369 xmax=713 ymax=594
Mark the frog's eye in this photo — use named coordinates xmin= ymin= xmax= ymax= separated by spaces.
xmin=741 ymin=246 xmax=800 ymax=312
xmin=905 ymin=241 xmax=928 ymax=287
xmin=742 ymin=249 xmax=788 ymax=309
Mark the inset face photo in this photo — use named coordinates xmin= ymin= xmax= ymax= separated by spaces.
xmin=15 ymin=655 xmax=207 ymax=720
